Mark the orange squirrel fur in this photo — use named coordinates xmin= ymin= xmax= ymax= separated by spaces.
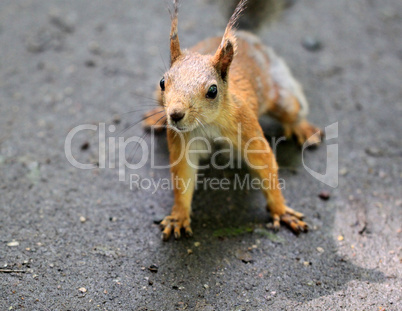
xmin=143 ymin=0 xmax=321 ymax=240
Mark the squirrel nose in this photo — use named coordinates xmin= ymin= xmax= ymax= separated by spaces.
xmin=170 ymin=111 xmax=185 ymax=122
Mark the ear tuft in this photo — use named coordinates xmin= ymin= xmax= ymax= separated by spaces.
xmin=225 ymin=0 xmax=249 ymax=34
xmin=169 ymin=0 xmax=181 ymax=65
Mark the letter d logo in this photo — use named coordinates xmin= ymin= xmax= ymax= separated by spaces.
xmin=302 ymin=122 xmax=338 ymax=188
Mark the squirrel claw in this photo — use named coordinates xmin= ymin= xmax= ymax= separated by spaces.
xmin=161 ymin=223 xmax=173 ymax=241
xmin=185 ymin=227 xmax=193 ymax=238
xmin=270 ymin=207 xmax=308 ymax=235
xmin=272 ymin=215 xmax=281 ymax=231
xmin=281 ymin=213 xmax=309 ymax=235
xmin=160 ymin=215 xmax=192 ymax=241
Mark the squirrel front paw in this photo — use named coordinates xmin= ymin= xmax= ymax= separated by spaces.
xmin=285 ymin=120 xmax=323 ymax=147
xmin=160 ymin=212 xmax=193 ymax=241
xmin=270 ymin=206 xmax=308 ymax=235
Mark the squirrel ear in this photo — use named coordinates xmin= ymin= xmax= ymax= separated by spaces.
xmin=170 ymin=0 xmax=181 ymax=65
xmin=212 ymin=0 xmax=247 ymax=80
xmin=213 ymin=39 xmax=234 ymax=81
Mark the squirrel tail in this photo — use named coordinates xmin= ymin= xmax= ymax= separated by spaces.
xmin=221 ymin=0 xmax=294 ymax=32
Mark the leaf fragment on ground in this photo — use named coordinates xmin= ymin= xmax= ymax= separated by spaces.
xmin=235 ymin=250 xmax=253 ymax=263
xmin=253 ymin=228 xmax=286 ymax=244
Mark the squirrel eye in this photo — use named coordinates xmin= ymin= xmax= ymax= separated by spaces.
xmin=160 ymin=78 xmax=165 ymax=91
xmin=206 ymin=84 xmax=218 ymax=99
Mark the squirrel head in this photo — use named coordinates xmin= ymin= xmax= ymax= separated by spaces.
xmin=160 ymin=0 xmax=247 ymax=132
xmin=160 ymin=47 xmax=234 ymax=133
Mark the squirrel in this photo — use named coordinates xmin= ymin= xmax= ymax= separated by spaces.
xmin=142 ymin=0 xmax=322 ymax=240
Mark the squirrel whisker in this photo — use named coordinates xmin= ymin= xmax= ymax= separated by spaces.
xmin=128 ymin=114 xmax=167 ymax=163
xmin=118 ymin=109 xmax=165 ymax=136
xmin=194 ymin=116 xmax=209 ymax=138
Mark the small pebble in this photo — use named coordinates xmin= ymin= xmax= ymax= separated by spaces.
xmin=365 ymin=147 xmax=382 ymax=157
xmin=112 ymin=115 xmax=121 ymax=125
xmin=85 ymin=59 xmax=96 ymax=67
xmin=78 ymin=287 xmax=87 ymax=293
xmin=64 ymin=87 xmax=74 ymax=96
xmin=187 ymin=249 xmax=193 ymax=255
xmin=340 ymin=168 xmax=348 ymax=176
xmin=203 ymin=284 xmax=209 ymax=289
xmin=235 ymin=250 xmax=253 ymax=263
xmin=194 ymin=242 xmax=201 ymax=247
xmin=148 ymin=264 xmax=158 ymax=273
xmin=7 ymin=241 xmax=19 ymax=247
xmin=302 ymin=37 xmax=323 ymax=52
xmin=88 ymin=41 xmax=101 ymax=55
xmin=80 ymin=142 xmax=90 ymax=151
xmin=316 ymin=247 xmax=325 ymax=253
xmin=319 ymin=191 xmax=330 ymax=201
xmin=26 ymin=29 xmax=52 ymax=53
xmin=48 ymin=9 xmax=76 ymax=33
xmin=13 ymin=92 xmax=22 ymax=100
xmin=38 ymin=119 xmax=46 ymax=127
xmin=338 ymin=235 xmax=344 ymax=241
xmin=303 ymin=261 xmax=310 ymax=267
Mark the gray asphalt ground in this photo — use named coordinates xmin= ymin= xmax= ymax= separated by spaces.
xmin=1 ymin=0 xmax=401 ymax=310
